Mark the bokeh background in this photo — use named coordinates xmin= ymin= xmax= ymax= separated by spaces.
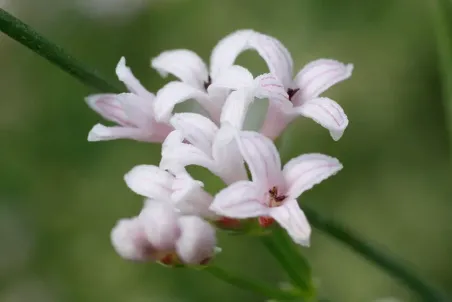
xmin=1 ymin=0 xmax=451 ymax=301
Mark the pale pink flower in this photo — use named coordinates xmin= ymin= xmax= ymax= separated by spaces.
xmin=156 ymin=72 xmax=292 ymax=184
xmin=240 ymin=32 xmax=352 ymax=140
xmin=209 ymin=131 xmax=342 ymax=246
xmin=151 ymin=30 xmax=293 ymax=123
xmin=160 ymin=115 xmax=248 ymax=185
xmin=124 ymin=164 xmax=215 ymax=219
xmin=111 ymin=200 xmax=216 ymax=265
xmin=86 ymin=57 xmax=172 ymax=142
xmin=260 ymin=58 xmax=352 ymax=140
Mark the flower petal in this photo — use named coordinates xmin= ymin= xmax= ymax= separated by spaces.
xmin=151 ymin=49 xmax=209 ymax=90
xmin=210 ymin=29 xmax=255 ymax=79
xmin=116 ymin=93 xmax=153 ymax=128
xmin=86 ymin=94 xmax=134 ymax=127
xmin=87 ymin=124 xmax=152 ymax=142
xmin=283 ymin=153 xmax=342 ymax=200
xmin=293 ymin=97 xmax=349 ymax=141
xmin=110 ymin=217 xmax=155 ymax=261
xmin=249 ymin=33 xmax=294 ymax=88
xmin=210 ymin=30 xmax=294 ymax=88
xmin=254 ymin=73 xmax=292 ymax=111
xmin=236 ymin=131 xmax=283 ymax=190
xmin=292 ymin=59 xmax=353 ymax=104
xmin=160 ymin=131 xmax=216 ymax=174
xmin=209 ymin=65 xmax=254 ymax=90
xmin=207 ymin=65 xmax=254 ymax=107
xmin=176 ymin=216 xmax=216 ymax=265
xmin=270 ymin=199 xmax=311 ymax=246
xmin=212 ymin=124 xmax=248 ymax=184
xmin=210 ymin=181 xmax=268 ymax=218
xmin=154 ymin=81 xmax=219 ymax=123
xmin=173 ymin=184 xmax=215 ymax=219
xmin=161 ymin=130 xmax=184 ymax=158
xmin=220 ymin=89 xmax=253 ymax=130
xmin=124 ymin=165 xmax=173 ymax=200
xmin=170 ymin=113 xmax=218 ymax=155
xmin=259 ymin=102 xmax=293 ymax=140
xmin=139 ymin=200 xmax=181 ymax=251
xmin=169 ymin=170 xmax=215 ymax=218
xmin=116 ymin=57 xmax=155 ymax=99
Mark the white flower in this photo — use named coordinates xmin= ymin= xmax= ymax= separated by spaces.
xmin=124 ymin=164 xmax=215 ymax=219
xmin=261 ymin=58 xmax=352 ymax=140
xmin=157 ymin=71 xmax=293 ymax=181
xmin=244 ymin=32 xmax=352 ymax=140
xmin=209 ymin=131 xmax=342 ymax=246
xmin=160 ymin=114 xmax=248 ymax=185
xmin=111 ymin=200 xmax=217 ymax=265
xmin=218 ymin=68 xmax=293 ymax=130
xmin=86 ymin=57 xmax=173 ymax=142
xmin=151 ymin=30 xmax=292 ymax=123
xmin=152 ymin=29 xmax=351 ymax=140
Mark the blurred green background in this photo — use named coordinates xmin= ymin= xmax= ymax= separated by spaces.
xmin=1 ymin=0 xmax=452 ymax=301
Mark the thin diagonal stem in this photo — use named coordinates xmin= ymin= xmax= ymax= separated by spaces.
xmin=261 ymin=236 xmax=307 ymax=289
xmin=261 ymin=227 xmax=313 ymax=294
xmin=203 ymin=266 xmax=301 ymax=300
xmin=0 ymin=9 xmax=120 ymax=93
xmin=303 ymin=206 xmax=447 ymax=302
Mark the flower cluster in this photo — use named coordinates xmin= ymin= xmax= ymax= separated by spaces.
xmin=86 ymin=29 xmax=352 ymax=266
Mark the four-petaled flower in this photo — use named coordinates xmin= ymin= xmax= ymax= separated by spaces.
xmin=240 ymin=31 xmax=353 ymax=140
xmin=124 ymin=163 xmax=216 ymax=219
xmin=86 ymin=57 xmax=173 ymax=142
xmin=260 ymin=57 xmax=352 ymax=140
xmin=209 ymin=131 xmax=342 ymax=246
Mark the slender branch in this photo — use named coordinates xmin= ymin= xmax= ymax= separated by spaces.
xmin=261 ymin=228 xmax=313 ymax=294
xmin=303 ymin=206 xmax=447 ymax=302
xmin=203 ymin=265 xmax=301 ymax=301
xmin=261 ymin=236 xmax=307 ymax=290
xmin=0 ymin=9 xmax=120 ymax=93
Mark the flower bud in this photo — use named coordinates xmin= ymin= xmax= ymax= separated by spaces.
xmin=139 ymin=200 xmax=181 ymax=251
xmin=176 ymin=216 xmax=216 ymax=265
xmin=110 ymin=217 xmax=155 ymax=261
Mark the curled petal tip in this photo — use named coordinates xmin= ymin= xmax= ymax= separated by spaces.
xmin=87 ymin=124 xmax=108 ymax=141
xmin=330 ymin=130 xmax=345 ymax=141
xmin=299 ymin=237 xmax=311 ymax=247
xmin=346 ymin=63 xmax=354 ymax=73
xmin=115 ymin=56 xmax=127 ymax=74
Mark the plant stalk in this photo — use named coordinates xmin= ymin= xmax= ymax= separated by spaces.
xmin=0 ymin=9 xmax=120 ymax=93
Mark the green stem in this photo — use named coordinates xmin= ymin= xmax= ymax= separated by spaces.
xmin=303 ymin=206 xmax=447 ymax=302
xmin=432 ymin=0 xmax=452 ymax=158
xmin=203 ymin=265 xmax=301 ymax=300
xmin=261 ymin=236 xmax=306 ymax=289
xmin=261 ymin=228 xmax=312 ymax=294
xmin=0 ymin=9 xmax=120 ymax=93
